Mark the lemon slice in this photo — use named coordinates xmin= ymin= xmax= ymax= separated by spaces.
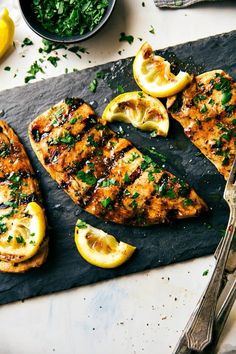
xmin=133 ymin=42 xmax=192 ymax=98
xmin=0 ymin=202 xmax=46 ymax=263
xmin=102 ymin=91 xmax=169 ymax=136
xmin=74 ymin=220 xmax=136 ymax=268
xmin=0 ymin=8 xmax=15 ymax=60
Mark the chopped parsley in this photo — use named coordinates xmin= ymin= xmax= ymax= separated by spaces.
xmin=101 ymin=197 xmax=112 ymax=208
xmin=47 ymin=56 xmax=60 ymax=67
xmin=149 ymin=25 xmax=155 ymax=34
xmin=202 ymin=269 xmax=209 ymax=276
xmin=132 ymin=192 xmax=139 ymax=199
xmin=4 ymin=66 xmax=11 ymax=71
xmin=76 ymin=220 xmax=87 ymax=229
xmin=119 ymin=32 xmax=134 ymax=45
xmin=123 ymin=173 xmax=130 ymax=183
xmin=117 ymin=85 xmax=125 ymax=94
xmin=130 ymin=200 xmax=138 ymax=209
xmin=86 ymin=135 xmax=99 ymax=147
xmin=76 ymin=171 xmax=97 ymax=186
xmin=7 ymin=235 xmax=13 ymax=242
xmin=221 ymin=92 xmax=232 ymax=105
xmin=15 ymin=235 xmax=26 ymax=245
xmin=88 ymin=79 xmax=98 ymax=93
xmin=69 ymin=117 xmax=78 ymax=125
xmin=200 ymin=104 xmax=208 ymax=113
xmin=129 ymin=152 xmax=139 ymax=162
xmin=21 ymin=37 xmax=34 ymax=47
xmin=32 ymin=0 xmax=109 ymax=36
xmin=25 ymin=61 xmax=44 ymax=83
xmin=0 ymin=223 xmax=8 ymax=234
xmin=183 ymin=198 xmax=193 ymax=206
xmin=101 ymin=178 xmax=118 ymax=187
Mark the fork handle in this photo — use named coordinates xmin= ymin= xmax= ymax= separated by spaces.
xmin=185 ymin=209 xmax=236 ymax=351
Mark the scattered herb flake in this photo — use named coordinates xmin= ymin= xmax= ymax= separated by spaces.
xmin=21 ymin=37 xmax=34 ymax=47
xmin=101 ymin=197 xmax=112 ymax=208
xmin=149 ymin=25 xmax=155 ymax=34
xmin=89 ymin=79 xmax=98 ymax=93
xmin=4 ymin=66 xmax=11 ymax=71
xmin=76 ymin=220 xmax=87 ymax=229
xmin=76 ymin=171 xmax=97 ymax=186
xmin=47 ymin=56 xmax=60 ymax=67
xmin=119 ymin=32 xmax=134 ymax=45
xmin=202 ymin=269 xmax=209 ymax=276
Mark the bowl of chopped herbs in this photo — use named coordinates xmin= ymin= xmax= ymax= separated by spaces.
xmin=19 ymin=0 xmax=116 ymax=43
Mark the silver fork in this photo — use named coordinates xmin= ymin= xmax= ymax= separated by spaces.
xmin=173 ymin=157 xmax=236 ymax=353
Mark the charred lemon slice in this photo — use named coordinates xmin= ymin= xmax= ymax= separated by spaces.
xmin=0 ymin=8 xmax=15 ymax=59
xmin=74 ymin=220 xmax=136 ymax=268
xmin=102 ymin=91 xmax=169 ymax=136
xmin=133 ymin=42 xmax=192 ymax=98
xmin=0 ymin=202 xmax=46 ymax=263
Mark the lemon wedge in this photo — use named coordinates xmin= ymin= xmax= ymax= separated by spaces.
xmin=0 ymin=8 xmax=15 ymax=60
xmin=0 ymin=202 xmax=46 ymax=263
xmin=74 ymin=220 xmax=136 ymax=268
xmin=102 ymin=91 xmax=169 ymax=136
xmin=133 ymin=42 xmax=192 ymax=98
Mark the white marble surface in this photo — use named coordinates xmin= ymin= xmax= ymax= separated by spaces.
xmin=0 ymin=1 xmax=236 ymax=353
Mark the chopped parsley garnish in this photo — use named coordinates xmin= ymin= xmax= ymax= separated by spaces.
xmin=32 ymin=0 xmax=109 ymax=36
xmin=119 ymin=32 xmax=134 ymax=45
xmin=117 ymin=85 xmax=125 ymax=94
xmin=21 ymin=37 xmax=34 ymax=47
xmin=130 ymin=200 xmax=138 ymax=209
xmin=0 ymin=223 xmax=8 ymax=234
xmin=148 ymin=172 xmax=155 ymax=182
xmin=101 ymin=197 xmax=112 ymax=208
xmin=166 ymin=189 xmax=176 ymax=199
xmin=25 ymin=61 xmax=44 ymax=83
xmin=214 ymin=75 xmax=231 ymax=92
xmin=202 ymin=269 xmax=209 ymax=276
xmin=101 ymin=178 xmax=118 ymax=187
xmin=57 ymin=132 xmax=76 ymax=147
xmin=183 ymin=198 xmax=193 ymax=206
xmin=208 ymin=98 xmax=215 ymax=106
xmin=132 ymin=192 xmax=139 ymax=199
xmin=15 ymin=235 xmax=26 ymax=244
xmin=129 ymin=152 xmax=139 ymax=162
xmin=200 ymin=104 xmax=208 ymax=113
xmin=47 ymin=56 xmax=60 ymax=67
xmin=68 ymin=46 xmax=87 ymax=58
xmin=123 ymin=173 xmax=130 ymax=183
xmin=7 ymin=235 xmax=13 ymax=242
xmin=76 ymin=171 xmax=97 ymax=186
xmin=138 ymin=91 xmax=144 ymax=98
xmin=4 ymin=66 xmax=11 ymax=71
xmin=149 ymin=25 xmax=155 ymax=34
xmin=221 ymin=92 xmax=232 ymax=105
xmin=0 ymin=144 xmax=10 ymax=158
xmin=88 ymin=79 xmax=98 ymax=93
xmin=76 ymin=220 xmax=87 ymax=229
xmin=69 ymin=117 xmax=78 ymax=125
xmin=86 ymin=135 xmax=99 ymax=147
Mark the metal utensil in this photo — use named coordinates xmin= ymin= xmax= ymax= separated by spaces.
xmin=173 ymin=270 xmax=236 ymax=354
xmin=173 ymin=158 xmax=236 ymax=353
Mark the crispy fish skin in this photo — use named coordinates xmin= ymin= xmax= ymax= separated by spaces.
xmin=167 ymin=70 xmax=236 ymax=180
xmin=29 ymin=98 xmax=207 ymax=226
xmin=0 ymin=120 xmax=48 ymax=272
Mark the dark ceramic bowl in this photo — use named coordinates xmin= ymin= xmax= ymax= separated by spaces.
xmin=19 ymin=0 xmax=117 ymax=44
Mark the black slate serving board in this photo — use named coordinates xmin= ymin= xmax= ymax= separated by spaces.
xmin=0 ymin=30 xmax=235 ymax=305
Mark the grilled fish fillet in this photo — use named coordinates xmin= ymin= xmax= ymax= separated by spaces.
xmin=167 ymin=70 xmax=236 ymax=180
xmin=29 ymin=98 xmax=207 ymax=226
xmin=0 ymin=120 xmax=48 ymax=273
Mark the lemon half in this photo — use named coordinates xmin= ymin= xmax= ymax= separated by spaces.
xmin=0 ymin=8 xmax=15 ymax=60
xmin=0 ymin=202 xmax=46 ymax=263
xmin=133 ymin=42 xmax=192 ymax=98
xmin=102 ymin=91 xmax=169 ymax=136
xmin=75 ymin=220 xmax=136 ymax=268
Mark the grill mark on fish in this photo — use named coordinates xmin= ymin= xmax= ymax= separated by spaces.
xmin=80 ymin=144 xmax=133 ymax=207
